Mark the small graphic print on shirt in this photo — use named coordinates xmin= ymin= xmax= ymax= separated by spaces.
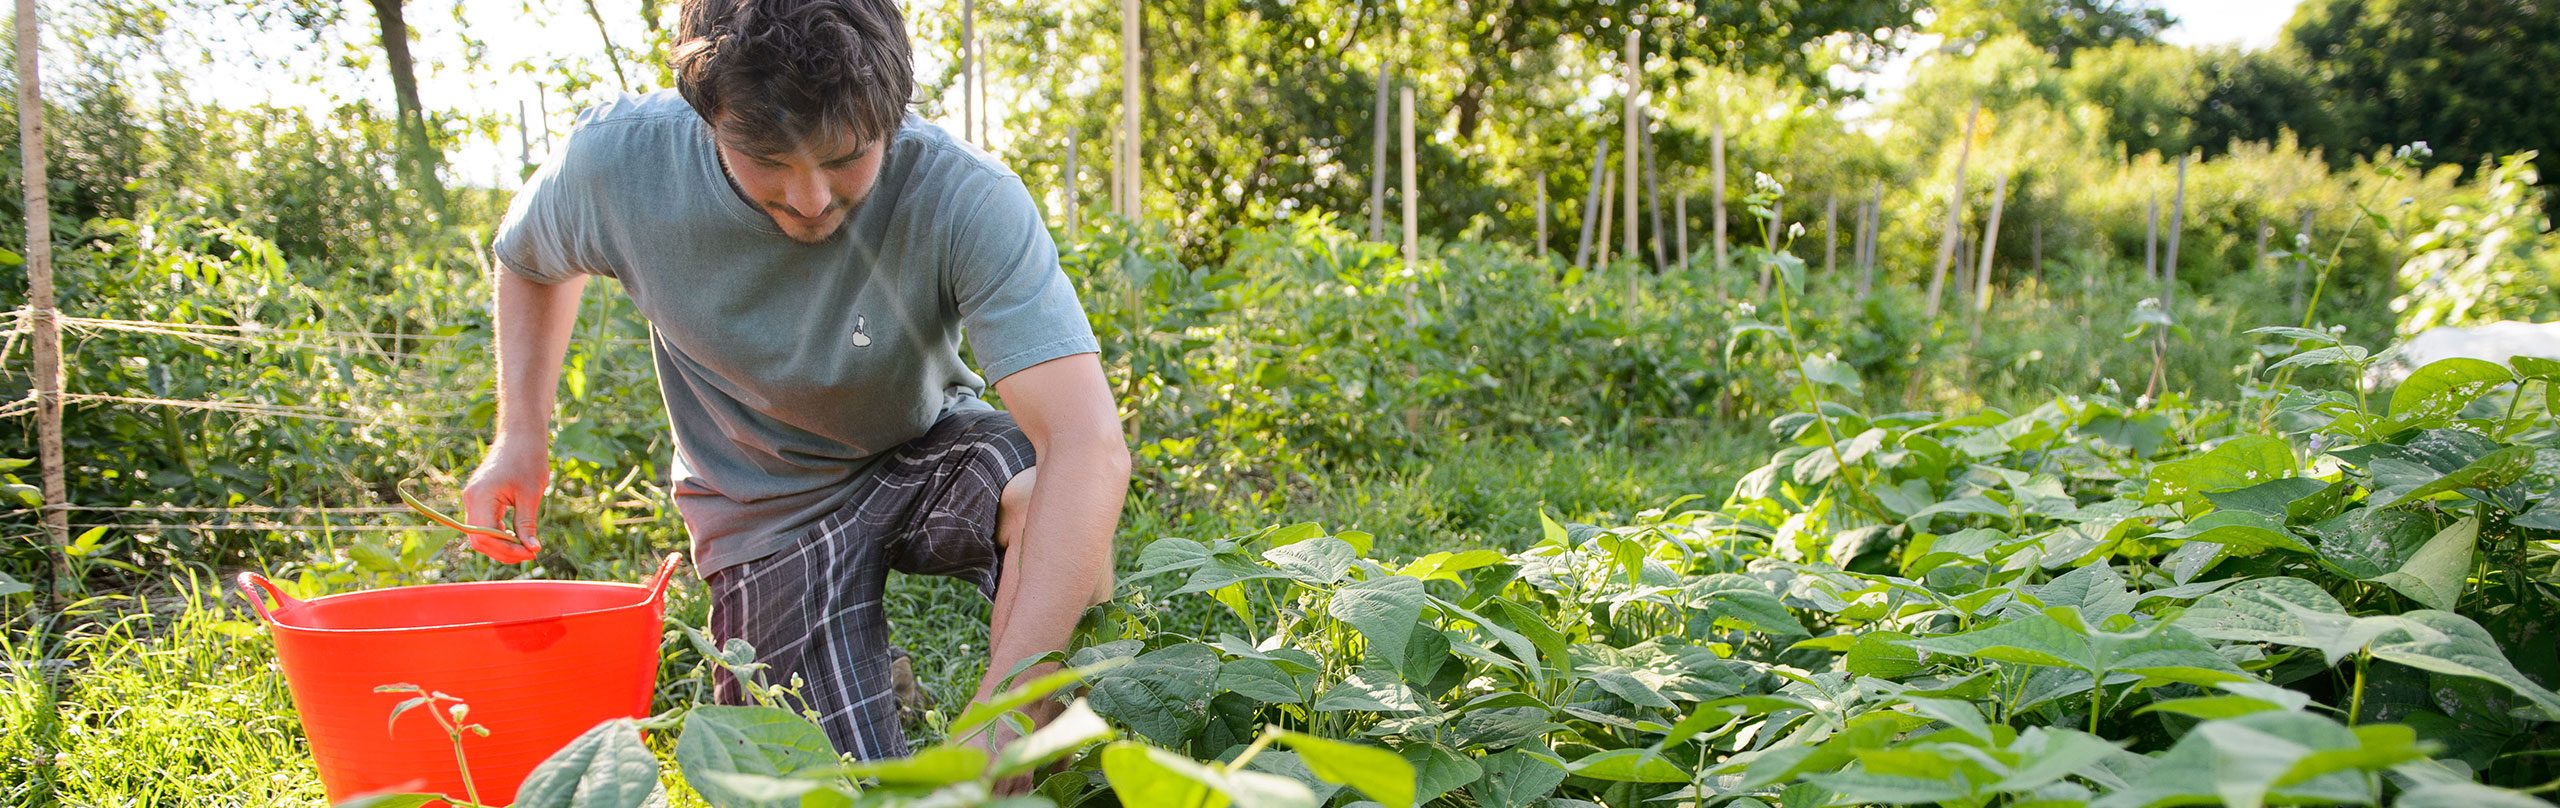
xmin=851 ymin=314 xmax=873 ymax=348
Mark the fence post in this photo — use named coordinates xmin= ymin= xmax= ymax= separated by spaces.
xmin=2145 ymin=194 xmax=2159 ymax=283
xmin=1972 ymin=174 xmax=2009 ymax=345
xmin=1676 ymin=188 xmax=1689 ymax=272
xmin=1574 ymin=143 xmax=1607 ymax=271
xmin=1369 ymin=61 xmax=1390 ymax=242
xmin=1064 ymin=128 xmax=1080 ymax=240
xmin=1710 ymin=110 xmax=1727 ymax=288
xmin=1925 ymin=99 xmax=1980 ymax=317
xmin=1119 ymin=0 xmax=1140 ymax=221
xmin=2165 ymin=155 xmax=2187 ymax=310
xmin=1534 ymin=171 xmax=1548 ymax=258
xmin=1401 ymin=85 xmax=1418 ymax=278
xmin=1621 ymin=30 xmax=1640 ymax=269
xmin=16 ymin=0 xmax=68 ymax=606
xmin=1823 ymin=194 xmax=1838 ymax=275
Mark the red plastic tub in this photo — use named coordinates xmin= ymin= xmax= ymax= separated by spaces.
xmin=236 ymin=553 xmax=681 ymax=805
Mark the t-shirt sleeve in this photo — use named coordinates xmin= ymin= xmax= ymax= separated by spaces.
xmin=946 ymin=173 xmax=1100 ymax=385
xmin=491 ymin=133 xmax=618 ymax=284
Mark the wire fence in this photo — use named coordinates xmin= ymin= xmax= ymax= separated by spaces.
xmin=4 ymin=303 xmax=662 ymax=544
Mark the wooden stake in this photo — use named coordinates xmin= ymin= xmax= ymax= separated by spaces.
xmin=17 ymin=0 xmax=69 ymax=604
xmin=2145 ymin=194 xmax=2158 ymax=283
xmin=1643 ymin=107 xmax=1666 ymax=272
xmin=1676 ymin=188 xmax=1689 ymax=271
xmin=1974 ymin=174 xmax=2009 ymax=318
xmin=2255 ymin=220 xmax=2270 ymax=272
xmin=2293 ymin=208 xmax=2313 ymax=312
xmin=1064 ymin=128 xmax=1080 ymax=239
xmin=1823 ymin=194 xmax=1838 ymax=275
xmin=1596 ymin=164 xmax=1617 ymax=268
xmin=1710 ymin=111 xmax=1728 ymax=281
xmin=962 ymin=0 xmax=977 ymax=144
xmin=1119 ymin=0 xmax=1140 ymax=221
xmin=1401 ymin=85 xmax=1418 ymax=276
xmin=2165 ymin=155 xmax=2186 ymax=310
xmin=1534 ymin=171 xmax=1548 ymax=257
xmin=1621 ymin=30 xmax=1640 ymax=268
xmin=1759 ymin=187 xmax=1782 ymax=295
xmin=1574 ymin=142 xmax=1607 ymax=271
xmin=1925 ymin=99 xmax=1980 ymax=317
xmin=1368 ymin=62 xmax=1390 ymax=242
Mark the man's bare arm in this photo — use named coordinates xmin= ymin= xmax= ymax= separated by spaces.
xmin=981 ymin=353 xmax=1130 ymax=701
xmin=460 ymin=266 xmax=588 ymax=562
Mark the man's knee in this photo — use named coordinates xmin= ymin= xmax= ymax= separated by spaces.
xmin=997 ymin=466 xmax=1037 ymax=550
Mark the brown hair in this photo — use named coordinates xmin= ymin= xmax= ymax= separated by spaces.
xmin=670 ymin=0 xmax=913 ymax=156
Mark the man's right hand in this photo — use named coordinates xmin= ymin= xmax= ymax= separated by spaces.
xmin=460 ymin=442 xmax=548 ymax=564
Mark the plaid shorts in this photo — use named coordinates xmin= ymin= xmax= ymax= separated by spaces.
xmin=704 ymin=408 xmax=1035 ymax=760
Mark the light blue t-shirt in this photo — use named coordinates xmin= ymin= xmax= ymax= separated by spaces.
xmin=492 ymin=91 xmax=1098 ymax=575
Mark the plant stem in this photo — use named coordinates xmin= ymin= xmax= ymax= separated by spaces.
xmin=1226 ymin=726 xmax=1282 ymax=774
xmin=2348 ymin=650 xmax=2369 ymax=727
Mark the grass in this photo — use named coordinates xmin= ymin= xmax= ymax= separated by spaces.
xmin=1 ymin=426 xmax=1765 ymax=806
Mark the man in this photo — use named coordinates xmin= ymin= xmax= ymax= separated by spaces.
xmin=461 ymin=0 xmax=1128 ymax=767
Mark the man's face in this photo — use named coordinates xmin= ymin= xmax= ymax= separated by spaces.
xmin=713 ymin=118 xmax=885 ymax=244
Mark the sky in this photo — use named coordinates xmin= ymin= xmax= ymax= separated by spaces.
xmin=148 ymin=1 xmax=2303 ymax=192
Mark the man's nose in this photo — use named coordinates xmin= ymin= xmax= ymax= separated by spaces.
xmin=782 ymin=172 xmax=832 ymax=219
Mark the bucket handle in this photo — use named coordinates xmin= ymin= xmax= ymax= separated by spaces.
xmin=235 ymin=572 xmax=303 ymax=624
xmin=642 ymin=552 xmax=684 ymax=606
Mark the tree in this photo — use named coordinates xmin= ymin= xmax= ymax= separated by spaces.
xmin=1930 ymin=0 xmax=2174 ymax=65
xmin=2284 ymin=0 xmax=2560 ymax=189
xmin=944 ymin=0 xmax=1923 ymax=262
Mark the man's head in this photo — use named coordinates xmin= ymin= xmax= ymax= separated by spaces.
xmin=672 ymin=0 xmax=912 ymax=243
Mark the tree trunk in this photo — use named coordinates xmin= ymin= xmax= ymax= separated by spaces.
xmin=369 ymin=0 xmax=445 ymax=209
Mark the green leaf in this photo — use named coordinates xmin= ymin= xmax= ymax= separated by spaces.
xmin=1468 ymin=748 xmax=1567 ymax=808
xmin=1087 ymin=643 xmax=1220 ymax=745
xmin=2397 ymin=781 xmax=2560 ymax=808
xmin=1991 ymin=727 xmax=2123 ymax=793
xmin=2309 ymin=506 xmax=2439 ymax=579
xmin=1130 ymin=538 xmax=1216 ymax=583
xmin=2148 ymin=436 xmax=2296 ymax=503
xmin=953 ymin=661 xmax=1114 ymax=739
xmin=1098 ymin=742 xmax=1216 ymax=807
xmin=838 ymin=745 xmax=987 ymax=787
xmin=2179 ymin=577 xmax=2376 ymax=664
xmin=65 ymin=526 xmax=109 ymax=558
xmin=2155 ymin=511 xmax=2312 ymax=555
xmin=1313 ymin=669 xmax=1425 ymax=713
xmin=2384 ymin=447 xmax=2536 ymax=509
xmin=0 ymin=572 xmax=30 ymax=599
xmin=514 ymin=719 xmax=661 ymax=808
xmin=1689 ymin=574 xmax=1808 ymax=636
xmin=1401 ymin=742 xmax=1485 ymax=802
xmin=2367 ymin=610 xmax=2560 ymax=720
xmin=1264 ymin=536 xmax=1355 ymax=585
xmin=1277 ymin=731 xmax=1416 ymax=808
xmin=2516 ymin=497 xmax=2560 ymax=531
xmin=2367 ymin=516 xmax=2478 ymax=611
xmin=1801 ymin=354 xmax=1863 ymax=394
xmin=1329 ymin=576 xmax=1428 ymax=669
xmin=2389 ymin=358 xmax=2514 ymax=427
xmin=1807 ymin=770 xmax=1974 ymax=804
xmin=1567 ymin=748 xmax=1688 ymax=783
xmin=675 ymin=706 xmax=839 ymax=808
xmin=2266 ymin=344 xmax=2369 ymax=373
xmin=1589 ymin=670 xmax=1674 ymax=709
xmin=2204 ymin=477 xmax=2335 ymax=519
xmin=995 ymin=699 xmax=1115 ymax=777
xmin=1846 ymin=631 xmax=1923 ymax=679
xmin=1219 ymin=658 xmax=1316 ymax=705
